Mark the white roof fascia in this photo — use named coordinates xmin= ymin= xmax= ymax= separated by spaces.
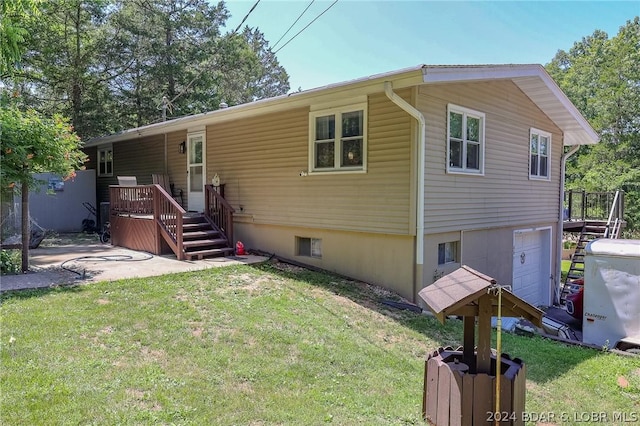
xmin=84 ymin=67 xmax=425 ymax=147
xmin=422 ymin=64 xmax=599 ymax=146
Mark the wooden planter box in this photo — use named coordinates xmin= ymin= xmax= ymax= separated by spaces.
xmin=423 ymin=347 xmax=526 ymax=426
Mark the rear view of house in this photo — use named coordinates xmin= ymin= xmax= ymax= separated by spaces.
xmin=83 ymin=64 xmax=598 ymax=305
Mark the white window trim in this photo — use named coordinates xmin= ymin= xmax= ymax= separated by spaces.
xmin=446 ymin=104 xmax=485 ymax=176
xmin=97 ymin=144 xmax=113 ymax=177
xmin=308 ymin=102 xmax=368 ymax=174
xmin=529 ymin=128 xmax=552 ymax=181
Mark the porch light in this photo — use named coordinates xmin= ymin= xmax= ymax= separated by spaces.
xmin=179 ymin=141 xmax=186 ymax=154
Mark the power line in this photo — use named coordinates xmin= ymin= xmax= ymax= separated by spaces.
xmin=233 ymin=0 xmax=261 ymax=34
xmin=272 ymin=0 xmax=315 ymax=50
xmin=273 ymin=0 xmax=339 ymax=55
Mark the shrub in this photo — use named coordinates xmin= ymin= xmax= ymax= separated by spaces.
xmin=0 ymin=249 xmax=21 ymax=274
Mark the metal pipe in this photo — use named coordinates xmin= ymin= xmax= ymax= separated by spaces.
xmin=557 ymin=145 xmax=580 ymax=304
xmin=384 ymin=81 xmax=426 ymax=302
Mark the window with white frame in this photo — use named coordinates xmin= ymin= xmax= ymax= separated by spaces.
xmin=447 ymin=104 xmax=485 ymax=174
xmin=438 ymin=241 xmax=458 ymax=265
xmin=529 ymin=128 xmax=551 ymax=179
xmin=309 ymin=103 xmax=367 ymax=172
xmin=97 ymin=146 xmax=113 ymax=176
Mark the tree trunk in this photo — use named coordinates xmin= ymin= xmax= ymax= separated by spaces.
xmin=21 ymin=181 xmax=29 ymax=273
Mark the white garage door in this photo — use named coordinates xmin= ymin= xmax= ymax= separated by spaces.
xmin=512 ymin=229 xmax=551 ymax=307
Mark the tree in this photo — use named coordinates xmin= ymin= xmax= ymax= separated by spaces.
xmin=0 ymin=0 xmax=39 ymax=76
xmin=11 ymin=0 xmax=290 ymax=136
xmin=547 ymin=18 xmax=640 ymax=232
xmin=213 ymin=27 xmax=289 ymax=105
xmin=0 ymin=104 xmax=87 ymax=271
xmin=109 ymin=1 xmax=288 ymax=127
xmin=17 ymin=0 xmax=126 ymax=139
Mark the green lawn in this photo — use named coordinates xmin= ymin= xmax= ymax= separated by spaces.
xmin=1 ymin=262 xmax=639 ymax=425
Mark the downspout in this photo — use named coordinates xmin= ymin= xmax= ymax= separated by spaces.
xmin=384 ymin=81 xmax=426 ymax=303
xmin=556 ymin=144 xmax=580 ymax=304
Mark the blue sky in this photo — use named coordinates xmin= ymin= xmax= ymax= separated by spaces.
xmin=223 ymin=1 xmax=639 ymax=91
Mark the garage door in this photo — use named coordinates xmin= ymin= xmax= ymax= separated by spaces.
xmin=512 ymin=229 xmax=551 ymax=307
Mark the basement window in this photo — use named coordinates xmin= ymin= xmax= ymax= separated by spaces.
xmin=438 ymin=241 xmax=458 ymax=265
xmin=98 ymin=145 xmax=113 ymax=177
xmin=297 ymin=237 xmax=322 ymax=258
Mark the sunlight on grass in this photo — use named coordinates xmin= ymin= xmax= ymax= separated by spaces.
xmin=2 ymin=262 xmax=639 ymax=425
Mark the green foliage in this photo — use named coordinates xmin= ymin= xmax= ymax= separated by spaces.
xmin=0 ymin=0 xmax=40 ymax=76
xmin=9 ymin=0 xmax=290 ymax=138
xmin=0 ymin=105 xmax=87 ymax=190
xmin=0 ymin=249 xmax=20 ymax=274
xmin=547 ymin=18 xmax=640 ymax=230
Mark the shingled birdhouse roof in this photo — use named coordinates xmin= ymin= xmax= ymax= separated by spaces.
xmin=418 ymin=265 xmax=543 ymax=327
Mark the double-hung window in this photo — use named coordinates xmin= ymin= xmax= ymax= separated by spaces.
xmin=97 ymin=145 xmax=113 ymax=177
xmin=529 ymin=128 xmax=551 ymax=180
xmin=309 ymin=103 xmax=367 ymax=173
xmin=447 ymin=104 xmax=485 ymax=174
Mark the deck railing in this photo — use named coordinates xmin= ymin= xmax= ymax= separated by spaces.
xmin=153 ymin=184 xmax=186 ymax=259
xmin=109 ymin=184 xmax=186 ymax=259
xmin=564 ymin=190 xmax=625 ymax=222
xmin=204 ymin=184 xmax=235 ymax=245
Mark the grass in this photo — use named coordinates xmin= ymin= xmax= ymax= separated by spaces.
xmin=561 ymin=259 xmax=572 ymax=283
xmin=1 ymin=261 xmax=639 ymax=425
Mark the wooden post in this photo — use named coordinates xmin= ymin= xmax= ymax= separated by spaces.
xmin=463 ymin=316 xmax=475 ymax=372
xmin=477 ymin=294 xmax=492 ymax=374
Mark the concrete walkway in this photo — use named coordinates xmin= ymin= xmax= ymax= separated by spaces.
xmin=1 ymin=242 xmax=268 ymax=292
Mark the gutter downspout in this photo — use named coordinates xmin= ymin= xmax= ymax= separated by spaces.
xmin=384 ymin=81 xmax=426 ymax=303
xmin=556 ymin=144 xmax=580 ymax=304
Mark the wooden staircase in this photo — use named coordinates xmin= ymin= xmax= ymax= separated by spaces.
xmin=182 ymin=213 xmax=234 ymax=260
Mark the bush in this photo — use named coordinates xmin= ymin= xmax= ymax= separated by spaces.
xmin=0 ymin=249 xmax=21 ymax=274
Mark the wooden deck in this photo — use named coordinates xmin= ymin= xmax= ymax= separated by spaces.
xmin=111 ymin=214 xmax=169 ymax=255
xmin=108 ymin=184 xmax=234 ymax=260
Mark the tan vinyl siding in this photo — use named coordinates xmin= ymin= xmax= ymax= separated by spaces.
xmin=206 ymin=90 xmax=413 ymax=235
xmin=418 ymin=80 xmax=563 ymax=234
xmin=166 ymin=130 xmax=188 ymax=205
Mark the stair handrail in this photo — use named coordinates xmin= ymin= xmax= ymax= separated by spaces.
xmin=204 ymin=184 xmax=235 ymax=245
xmin=153 ymin=184 xmax=186 ymax=259
xmin=604 ymin=190 xmax=623 ymax=238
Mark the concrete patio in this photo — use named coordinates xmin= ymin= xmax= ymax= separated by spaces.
xmin=1 ymin=237 xmax=268 ymax=292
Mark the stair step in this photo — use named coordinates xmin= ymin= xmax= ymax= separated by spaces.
xmin=183 ymin=230 xmax=219 ymax=239
xmin=185 ymin=247 xmax=235 ymax=260
xmin=183 ymin=238 xmax=228 ymax=249
xmin=183 ymin=222 xmax=211 ymax=231
xmin=567 ymin=273 xmax=584 ymax=280
xmin=182 ymin=215 xmax=207 ymax=224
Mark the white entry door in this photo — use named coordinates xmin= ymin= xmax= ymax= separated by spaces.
xmin=512 ymin=229 xmax=551 ymax=307
xmin=187 ymin=132 xmax=205 ymax=212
